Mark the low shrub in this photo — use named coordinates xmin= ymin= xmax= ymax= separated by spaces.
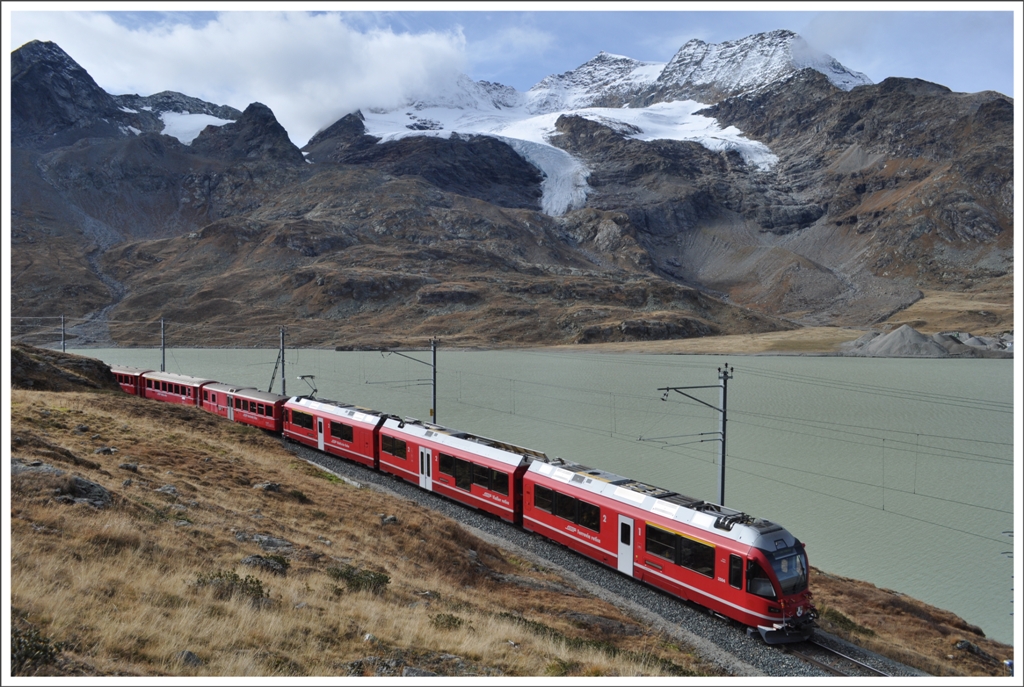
xmin=430 ymin=613 xmax=465 ymax=631
xmin=326 ymin=564 xmax=390 ymax=595
xmin=820 ymin=605 xmax=876 ymax=636
xmin=194 ymin=570 xmax=270 ymax=604
xmin=11 ymin=626 xmax=63 ymax=675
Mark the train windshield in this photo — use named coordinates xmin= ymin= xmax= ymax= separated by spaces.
xmin=766 ymin=546 xmax=808 ymax=595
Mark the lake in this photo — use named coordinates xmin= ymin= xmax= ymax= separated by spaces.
xmin=80 ymin=347 xmax=1017 ymax=644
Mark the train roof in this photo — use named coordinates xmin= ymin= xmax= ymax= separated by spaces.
xmin=527 ymin=459 xmax=796 ymax=551
xmin=384 ymin=417 xmax=548 ymax=469
xmin=204 ymin=383 xmax=287 ymax=403
xmin=287 ymin=396 xmax=386 ymax=426
xmin=110 ymin=365 xmax=153 ymax=375
xmin=143 ymin=370 xmax=217 ymax=385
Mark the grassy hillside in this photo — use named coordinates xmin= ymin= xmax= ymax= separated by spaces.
xmin=8 ymin=387 xmax=718 ymax=677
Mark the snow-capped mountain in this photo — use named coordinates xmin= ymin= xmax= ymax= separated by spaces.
xmin=524 ymin=51 xmax=665 ymax=113
xmin=340 ymin=30 xmax=870 ymax=216
xmin=651 ymin=29 xmax=871 ymax=102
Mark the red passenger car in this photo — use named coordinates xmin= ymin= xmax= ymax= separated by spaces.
xmin=282 ymin=397 xmax=386 ymax=468
xmin=377 ymin=418 xmax=547 ymax=524
xmin=522 ymin=459 xmax=815 ymax=643
xmin=110 ymin=365 xmax=153 ymax=396
xmin=201 ymin=384 xmax=288 ymax=432
xmin=141 ymin=371 xmax=216 ymax=407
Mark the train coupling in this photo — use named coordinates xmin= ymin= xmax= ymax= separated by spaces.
xmin=756 ymin=615 xmax=816 ymax=644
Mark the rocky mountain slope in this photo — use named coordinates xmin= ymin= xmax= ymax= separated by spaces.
xmin=8 ymin=32 xmax=1012 ymax=348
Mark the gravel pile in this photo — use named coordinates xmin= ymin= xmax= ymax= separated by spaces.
xmin=289 ymin=441 xmax=924 ymax=677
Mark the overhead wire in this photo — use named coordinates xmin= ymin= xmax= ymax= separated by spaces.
xmin=725 ymin=461 xmax=1013 ymax=545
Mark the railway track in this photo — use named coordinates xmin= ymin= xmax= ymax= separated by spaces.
xmin=785 ymin=638 xmax=892 ymax=677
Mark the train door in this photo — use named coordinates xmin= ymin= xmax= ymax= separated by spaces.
xmin=317 ymin=418 xmax=325 ymax=451
xmin=419 ymin=446 xmax=432 ymax=490
xmin=617 ymin=515 xmax=634 ymax=576
xmin=227 ymin=395 xmax=235 ymax=422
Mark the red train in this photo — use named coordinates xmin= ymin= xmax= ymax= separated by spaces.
xmin=109 ymin=365 xmax=816 ymax=643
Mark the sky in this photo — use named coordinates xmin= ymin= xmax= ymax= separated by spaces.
xmin=3 ymin=3 xmax=1020 ymax=148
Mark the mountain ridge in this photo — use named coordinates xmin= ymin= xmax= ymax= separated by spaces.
xmin=8 ymin=31 xmax=1012 ymax=349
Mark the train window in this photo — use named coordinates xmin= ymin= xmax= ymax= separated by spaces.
xmin=382 ymin=435 xmax=407 ymax=459
xmin=620 ymin=522 xmax=631 ymax=546
xmin=454 ymin=458 xmax=473 ymax=491
xmin=646 ymin=525 xmax=676 ymax=562
xmin=438 ymin=453 xmax=455 ymax=476
xmin=472 ymin=463 xmax=491 ymax=488
xmin=768 ymin=547 xmax=809 ymax=595
xmin=211 ymin=393 xmax=218 ymax=404
xmin=534 ymin=485 xmax=553 ymax=512
xmin=264 ymin=404 xmax=274 ymax=417
xmin=679 ymin=536 xmax=715 ymax=578
xmin=147 ymin=379 xmax=153 ymax=388
xmin=291 ymin=410 xmax=314 ymax=430
xmin=729 ymin=555 xmax=743 ymax=589
xmin=577 ymin=500 xmax=600 ymax=532
xmin=553 ymin=492 xmax=577 ymax=522
xmin=490 ymin=469 xmax=509 ymax=495
xmin=330 ymin=421 xmax=353 ymax=442
xmin=747 ymin=561 xmax=776 ymax=599
xmin=203 ymin=390 xmax=208 ymax=401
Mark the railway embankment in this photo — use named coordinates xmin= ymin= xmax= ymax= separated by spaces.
xmin=7 ymin=345 xmax=1015 ymax=677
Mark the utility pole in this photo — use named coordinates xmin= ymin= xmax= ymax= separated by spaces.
xmin=379 ymin=338 xmax=438 ymax=423
xmin=61 ymin=314 xmax=65 ymax=352
xmin=160 ymin=318 xmax=166 ymax=372
xmin=280 ymin=327 xmax=286 ymax=397
xmin=717 ymin=363 xmax=732 ymax=506
xmin=657 ymin=363 xmax=734 ymax=506
xmin=432 ymin=338 xmax=437 ymax=424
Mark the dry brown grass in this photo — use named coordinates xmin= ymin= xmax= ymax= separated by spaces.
xmin=537 ymin=326 xmax=863 ymax=355
xmin=9 ymin=389 xmax=718 ymax=677
xmin=876 ymin=275 xmax=1014 ymax=337
xmin=810 ymin=568 xmax=1014 ymax=677
xmin=534 ymin=279 xmax=1014 ymax=356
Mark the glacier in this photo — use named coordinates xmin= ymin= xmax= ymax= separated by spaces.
xmin=361 ymin=100 xmax=777 ymax=217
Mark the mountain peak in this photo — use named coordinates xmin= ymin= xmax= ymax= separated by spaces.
xmin=11 ymin=39 xmax=166 ymax=149
xmin=189 ymin=101 xmax=304 ymax=163
xmin=655 ymin=29 xmax=871 ymax=102
xmin=522 ymin=29 xmax=870 ymax=114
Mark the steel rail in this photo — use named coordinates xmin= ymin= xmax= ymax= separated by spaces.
xmin=807 ymin=638 xmax=892 ymax=677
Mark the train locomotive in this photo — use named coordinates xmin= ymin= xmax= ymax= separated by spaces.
xmin=110 ymin=365 xmax=817 ymax=643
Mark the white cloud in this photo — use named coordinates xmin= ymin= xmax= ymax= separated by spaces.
xmin=10 ymin=10 xmax=468 ymax=146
